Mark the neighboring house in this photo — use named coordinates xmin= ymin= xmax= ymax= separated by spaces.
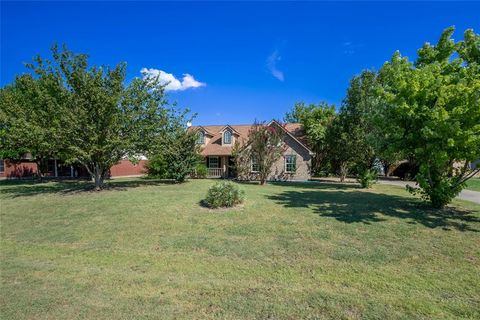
xmin=0 ymin=157 xmax=147 ymax=179
xmin=191 ymin=120 xmax=313 ymax=181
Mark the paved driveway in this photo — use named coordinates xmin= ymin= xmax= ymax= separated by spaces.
xmin=377 ymin=178 xmax=480 ymax=204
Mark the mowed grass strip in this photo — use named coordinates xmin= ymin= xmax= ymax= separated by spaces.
xmin=466 ymin=178 xmax=480 ymax=192
xmin=1 ymin=179 xmax=479 ymax=319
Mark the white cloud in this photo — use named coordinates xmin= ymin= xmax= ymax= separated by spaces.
xmin=140 ymin=68 xmax=206 ymax=91
xmin=266 ymin=49 xmax=284 ymax=81
xmin=342 ymin=41 xmax=364 ymax=55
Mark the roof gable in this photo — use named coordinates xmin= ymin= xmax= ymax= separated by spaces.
xmin=190 ymin=121 xmax=311 ymax=156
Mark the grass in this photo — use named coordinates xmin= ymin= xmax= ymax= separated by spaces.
xmin=466 ymin=178 xmax=480 ymax=192
xmin=1 ymin=178 xmax=479 ymax=319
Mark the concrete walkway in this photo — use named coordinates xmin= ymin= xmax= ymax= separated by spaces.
xmin=377 ymin=178 xmax=480 ymax=204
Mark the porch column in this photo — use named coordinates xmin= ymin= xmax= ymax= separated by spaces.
xmin=54 ymin=158 xmax=58 ymax=177
xmin=70 ymin=166 xmax=74 ymax=177
xmin=223 ymin=156 xmax=227 ymax=177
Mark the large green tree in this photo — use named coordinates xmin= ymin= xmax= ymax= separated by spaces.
xmin=0 ymin=66 xmax=70 ymax=178
xmin=1 ymin=45 xmax=190 ymax=190
xmin=324 ymin=70 xmax=380 ymax=181
xmin=377 ymin=27 xmax=480 ymax=208
xmin=285 ymin=102 xmax=335 ymax=175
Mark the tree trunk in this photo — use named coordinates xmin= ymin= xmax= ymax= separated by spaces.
xmin=93 ymin=163 xmax=104 ymax=191
xmin=35 ymin=157 xmax=46 ymax=182
xmin=339 ymin=162 xmax=348 ymax=182
xmin=260 ymin=176 xmax=266 ymax=185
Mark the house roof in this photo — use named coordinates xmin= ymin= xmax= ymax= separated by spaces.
xmin=190 ymin=122 xmax=310 ymax=156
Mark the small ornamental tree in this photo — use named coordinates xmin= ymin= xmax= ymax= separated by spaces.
xmin=377 ymin=27 xmax=480 ymax=208
xmin=246 ymin=121 xmax=284 ymax=185
xmin=232 ymin=139 xmax=251 ymax=181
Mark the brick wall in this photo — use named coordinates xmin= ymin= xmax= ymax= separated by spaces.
xmin=0 ymin=160 xmax=37 ymax=178
xmin=109 ymin=160 xmax=148 ymax=177
xmin=268 ymin=134 xmax=312 ymax=181
xmin=0 ymin=159 xmax=148 ymax=179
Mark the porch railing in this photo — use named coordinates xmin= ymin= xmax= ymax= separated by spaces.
xmin=207 ymin=168 xmax=223 ymax=178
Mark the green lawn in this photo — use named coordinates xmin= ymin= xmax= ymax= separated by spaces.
xmin=1 ymin=179 xmax=479 ymax=319
xmin=466 ymin=178 xmax=480 ymax=192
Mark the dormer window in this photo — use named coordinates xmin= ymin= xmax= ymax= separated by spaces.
xmin=223 ymin=129 xmax=232 ymax=144
xmin=197 ymin=131 xmax=205 ymax=144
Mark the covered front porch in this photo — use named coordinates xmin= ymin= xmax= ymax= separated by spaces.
xmin=205 ymin=156 xmax=235 ymax=178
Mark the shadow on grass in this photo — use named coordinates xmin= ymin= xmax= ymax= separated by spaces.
xmin=267 ymin=189 xmax=480 ymax=232
xmin=0 ymin=178 xmax=178 ymax=198
xmin=269 ymin=181 xmax=359 ymax=190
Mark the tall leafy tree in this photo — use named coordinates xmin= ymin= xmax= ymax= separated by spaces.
xmin=324 ymin=70 xmax=380 ymax=180
xmin=284 ymin=102 xmax=335 ymax=174
xmin=377 ymin=27 xmax=480 ymax=208
xmin=53 ymin=46 xmax=191 ymax=190
xmin=0 ymin=67 xmax=69 ymax=178
xmin=2 ymin=45 xmax=188 ymax=190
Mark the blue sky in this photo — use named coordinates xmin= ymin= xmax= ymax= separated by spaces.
xmin=1 ymin=1 xmax=479 ymax=125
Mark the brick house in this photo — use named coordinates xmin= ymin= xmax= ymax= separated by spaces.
xmin=191 ymin=120 xmax=313 ymax=181
xmin=0 ymin=157 xmax=147 ymax=179
xmin=0 ymin=121 xmax=313 ymax=181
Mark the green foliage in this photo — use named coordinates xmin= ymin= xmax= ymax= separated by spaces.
xmin=377 ymin=27 xmax=480 ymax=207
xmin=285 ymin=102 xmax=335 ymax=175
xmin=357 ymin=169 xmax=378 ymax=188
xmin=193 ymin=162 xmax=208 ymax=178
xmin=232 ymin=140 xmax=251 ymax=181
xmin=204 ymin=181 xmax=245 ymax=208
xmin=407 ymin=166 xmax=466 ymax=208
xmin=324 ymin=71 xmax=382 ymax=180
xmin=244 ymin=121 xmax=284 ymax=185
xmin=145 ymin=155 xmax=169 ymax=179
xmin=1 ymin=44 xmax=192 ymax=190
xmin=147 ymin=130 xmax=201 ymax=183
xmin=0 ymin=68 xmax=70 ymax=177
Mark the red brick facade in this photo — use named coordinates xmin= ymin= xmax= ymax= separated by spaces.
xmin=0 ymin=159 xmax=148 ymax=179
xmin=0 ymin=160 xmax=37 ymax=178
xmin=109 ymin=160 xmax=148 ymax=177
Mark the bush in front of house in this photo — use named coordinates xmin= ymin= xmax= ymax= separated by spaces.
xmin=204 ymin=181 xmax=245 ymax=209
xmin=357 ymin=169 xmax=378 ymax=188
xmin=193 ymin=163 xmax=208 ymax=178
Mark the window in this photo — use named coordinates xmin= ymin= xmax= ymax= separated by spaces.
xmin=251 ymin=156 xmax=259 ymax=172
xmin=0 ymin=159 xmax=4 ymax=173
xmin=209 ymin=157 xmax=219 ymax=168
xmin=285 ymin=155 xmax=296 ymax=173
xmin=197 ymin=131 xmax=205 ymax=144
xmin=223 ymin=129 xmax=232 ymax=144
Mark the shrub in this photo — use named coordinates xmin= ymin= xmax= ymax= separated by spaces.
xmin=204 ymin=181 xmax=245 ymax=209
xmin=146 ymin=154 xmax=169 ymax=179
xmin=407 ymin=166 xmax=465 ymax=209
xmin=357 ymin=169 xmax=378 ymax=188
xmin=193 ymin=163 xmax=207 ymax=178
